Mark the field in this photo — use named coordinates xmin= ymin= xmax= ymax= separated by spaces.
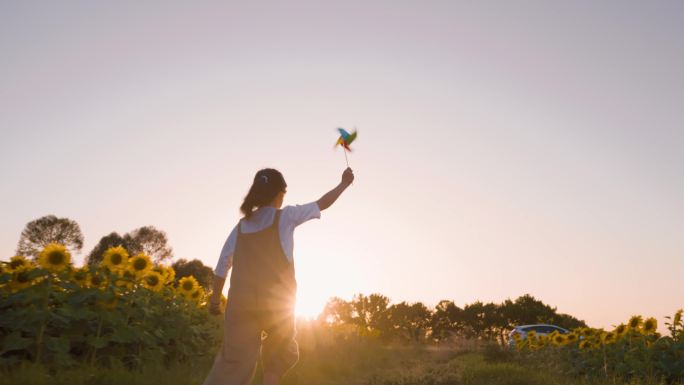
xmin=1 ymin=245 xmax=682 ymax=385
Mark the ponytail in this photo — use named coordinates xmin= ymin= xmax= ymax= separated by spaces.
xmin=240 ymin=168 xmax=287 ymax=218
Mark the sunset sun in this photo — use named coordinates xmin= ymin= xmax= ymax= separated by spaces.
xmin=295 ymin=291 xmax=327 ymax=319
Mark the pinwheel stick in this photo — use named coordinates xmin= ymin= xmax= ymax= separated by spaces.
xmin=335 ymin=126 xmax=356 ymax=169
xmin=343 ymin=147 xmax=353 ymax=186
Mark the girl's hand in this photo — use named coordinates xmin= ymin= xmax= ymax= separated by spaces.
xmin=342 ymin=167 xmax=354 ymax=186
xmin=318 ymin=168 xmax=355 ymax=211
xmin=209 ymin=296 xmax=222 ymax=315
xmin=208 ymin=275 xmax=226 ymax=315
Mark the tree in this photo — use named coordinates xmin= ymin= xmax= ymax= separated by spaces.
xmin=461 ymin=301 xmax=499 ymax=339
xmin=322 ymin=294 xmax=391 ymax=336
xmin=321 ymin=297 xmax=353 ymax=325
xmin=551 ymin=312 xmax=587 ymax=330
xmin=349 ymin=293 xmax=391 ymax=336
xmin=387 ymin=302 xmax=432 ymax=342
xmin=172 ymin=259 xmax=213 ymax=290
xmin=16 ymin=215 xmax=84 ymax=259
xmin=320 ymin=294 xmax=589 ymax=346
xmin=86 ymin=226 xmax=175 ymax=266
xmin=430 ymin=300 xmax=465 ymax=341
xmin=124 ymin=226 xmax=173 ymax=263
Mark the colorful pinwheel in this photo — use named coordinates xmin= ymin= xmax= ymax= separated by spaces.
xmin=335 ymin=128 xmax=358 ymax=151
xmin=335 ymin=127 xmax=358 ymax=166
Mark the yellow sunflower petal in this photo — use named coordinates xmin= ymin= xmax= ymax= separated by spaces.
xmin=127 ymin=253 xmax=152 ymax=278
xmin=142 ymin=271 xmax=164 ymax=292
xmin=101 ymin=246 xmax=129 ymax=272
xmin=71 ymin=267 xmax=89 ymax=287
xmin=37 ymin=243 xmax=71 ymax=273
xmin=642 ymin=317 xmax=658 ymax=335
xmin=177 ymin=276 xmax=199 ymax=297
xmin=628 ymin=315 xmax=643 ymax=330
xmin=9 ymin=255 xmax=31 ymax=272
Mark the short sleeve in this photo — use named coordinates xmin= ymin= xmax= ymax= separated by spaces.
xmin=214 ymin=225 xmax=237 ymax=278
xmin=281 ymin=201 xmax=321 ymax=227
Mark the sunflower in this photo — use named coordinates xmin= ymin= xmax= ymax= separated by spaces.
xmin=579 ymin=340 xmax=593 ymax=350
xmin=642 ymin=317 xmax=658 ymax=335
xmin=88 ymin=271 xmax=106 ymax=289
xmin=9 ymin=255 xmax=31 ymax=272
xmin=152 ymin=265 xmax=175 ymax=284
xmin=71 ymin=267 xmax=89 ymax=287
xmin=177 ymin=276 xmax=199 ymax=298
xmin=553 ymin=334 xmax=566 ymax=346
xmin=37 ymin=243 xmax=72 ymax=273
xmin=152 ymin=264 xmax=164 ymax=276
xmin=565 ymin=333 xmax=579 ymax=344
xmin=601 ymin=332 xmax=616 ymax=345
xmin=538 ymin=335 xmax=549 ymax=346
xmin=528 ymin=339 xmax=541 ymax=350
xmin=674 ymin=310 xmax=682 ymax=326
xmin=127 ymin=253 xmax=152 ymax=278
xmin=614 ymin=324 xmax=628 ymax=339
xmin=101 ymin=246 xmax=129 ymax=272
xmin=628 ymin=315 xmax=643 ymax=330
xmin=142 ymin=271 xmax=164 ymax=292
xmin=188 ymin=286 xmax=205 ymax=302
xmin=115 ymin=270 xmax=136 ymax=290
xmin=10 ymin=268 xmax=34 ymax=291
xmin=164 ymin=266 xmax=176 ymax=283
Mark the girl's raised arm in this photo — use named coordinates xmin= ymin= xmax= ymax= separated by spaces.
xmin=316 ymin=167 xmax=354 ymax=211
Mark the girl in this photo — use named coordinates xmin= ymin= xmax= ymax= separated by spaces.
xmin=203 ymin=167 xmax=355 ymax=385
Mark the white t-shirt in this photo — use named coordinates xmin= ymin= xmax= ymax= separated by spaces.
xmin=213 ymin=202 xmax=321 ymax=278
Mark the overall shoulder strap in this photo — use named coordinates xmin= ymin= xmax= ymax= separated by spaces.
xmin=271 ymin=209 xmax=282 ymax=229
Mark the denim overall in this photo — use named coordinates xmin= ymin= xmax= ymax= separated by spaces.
xmin=203 ymin=210 xmax=299 ymax=385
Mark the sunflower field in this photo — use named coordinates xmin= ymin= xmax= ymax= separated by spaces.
xmin=513 ymin=312 xmax=684 ymax=383
xmin=0 ymin=243 xmax=219 ymax=369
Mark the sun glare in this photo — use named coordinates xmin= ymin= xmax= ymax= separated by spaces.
xmin=295 ymin=294 xmax=326 ymax=319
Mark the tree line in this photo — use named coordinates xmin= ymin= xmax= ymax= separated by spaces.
xmin=320 ymin=293 xmax=587 ymax=345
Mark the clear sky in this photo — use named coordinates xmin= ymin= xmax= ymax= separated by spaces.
xmin=1 ymin=1 xmax=682 ymax=329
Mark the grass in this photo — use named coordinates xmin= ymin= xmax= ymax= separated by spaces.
xmin=0 ymin=360 xmax=213 ymax=385
xmin=0 ymin=339 xmax=673 ymax=385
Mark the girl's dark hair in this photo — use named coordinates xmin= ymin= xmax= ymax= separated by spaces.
xmin=240 ymin=168 xmax=287 ymax=218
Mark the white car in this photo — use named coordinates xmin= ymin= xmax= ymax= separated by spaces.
xmin=508 ymin=324 xmax=569 ymax=347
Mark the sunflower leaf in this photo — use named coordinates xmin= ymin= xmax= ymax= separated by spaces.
xmin=0 ymin=331 xmax=33 ymax=355
xmin=86 ymin=336 xmax=109 ymax=349
xmin=48 ymin=311 xmax=70 ymax=326
xmin=45 ymin=336 xmax=70 ymax=354
xmin=67 ymin=289 xmax=96 ymax=305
